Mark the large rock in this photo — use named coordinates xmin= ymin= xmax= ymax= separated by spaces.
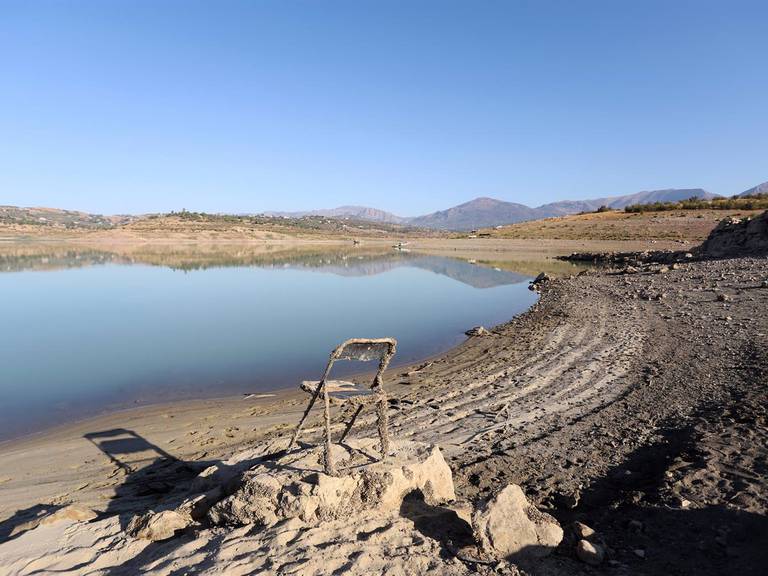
xmin=208 ymin=472 xmax=282 ymax=526
xmin=127 ymin=509 xmax=191 ymax=541
xmin=207 ymin=441 xmax=455 ymax=527
xmin=472 ymin=484 xmax=563 ymax=560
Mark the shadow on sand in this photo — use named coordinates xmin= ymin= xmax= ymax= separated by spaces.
xmin=81 ymin=428 xmax=218 ymax=574
xmin=552 ymin=414 xmax=768 ymax=576
xmin=0 ymin=503 xmax=65 ymax=544
xmin=84 ymin=429 xmax=210 ymax=529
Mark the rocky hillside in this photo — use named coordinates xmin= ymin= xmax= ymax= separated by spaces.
xmin=0 ymin=206 xmax=133 ymax=229
xmin=264 ymin=205 xmax=406 ymax=224
xmin=483 ymin=209 xmax=767 ymax=243
xmin=699 ymin=210 xmax=768 ymax=257
xmin=408 ymin=197 xmax=539 ymax=230
xmin=539 ymin=188 xmax=719 ymax=216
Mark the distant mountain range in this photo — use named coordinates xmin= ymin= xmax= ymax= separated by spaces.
xmin=266 ymin=188 xmax=722 ymax=231
xmin=5 ymin=182 xmax=764 ymax=232
xmin=737 ymin=181 xmax=768 ymax=197
xmin=265 ymin=205 xmax=407 ymax=224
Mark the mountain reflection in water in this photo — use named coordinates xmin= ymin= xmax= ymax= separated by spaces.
xmin=0 ymin=247 xmax=527 ymax=288
xmin=0 ymin=243 xmax=580 ymax=440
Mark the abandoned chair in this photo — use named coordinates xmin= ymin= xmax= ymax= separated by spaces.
xmin=287 ymin=337 xmax=397 ymax=476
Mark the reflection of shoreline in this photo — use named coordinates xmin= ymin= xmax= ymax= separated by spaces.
xmin=0 ymin=242 xmax=587 ymax=282
xmin=281 ymin=255 xmax=530 ymax=288
xmin=0 ymin=244 xmax=542 ymax=442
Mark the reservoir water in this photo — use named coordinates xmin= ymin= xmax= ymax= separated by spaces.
xmin=0 ymin=245 xmax=540 ymax=440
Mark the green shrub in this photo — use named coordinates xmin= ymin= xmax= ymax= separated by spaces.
xmin=625 ymin=195 xmax=768 ymax=213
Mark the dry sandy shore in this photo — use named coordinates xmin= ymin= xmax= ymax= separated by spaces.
xmin=0 ymin=237 xmax=687 ymax=520
xmin=1 ymin=250 xmax=766 ymax=575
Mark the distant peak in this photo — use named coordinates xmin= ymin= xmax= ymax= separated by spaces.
xmin=739 ymin=181 xmax=768 ymax=196
xmin=462 ymin=197 xmax=504 ymax=206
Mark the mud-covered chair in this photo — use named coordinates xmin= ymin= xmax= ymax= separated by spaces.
xmin=287 ymin=338 xmax=397 ymax=475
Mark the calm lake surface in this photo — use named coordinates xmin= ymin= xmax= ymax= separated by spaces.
xmin=0 ymin=245 xmax=540 ymax=440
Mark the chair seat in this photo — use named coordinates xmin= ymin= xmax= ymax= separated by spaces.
xmin=300 ymin=380 xmax=378 ymax=405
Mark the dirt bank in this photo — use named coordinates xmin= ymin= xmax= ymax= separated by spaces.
xmin=428 ymin=256 xmax=768 ymax=575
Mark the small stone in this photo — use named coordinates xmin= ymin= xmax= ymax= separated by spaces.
xmin=628 ymin=519 xmax=644 ymax=533
xmin=576 ymin=539 xmax=604 ymax=565
xmin=465 ymin=326 xmax=491 ymax=337
xmin=716 ymin=293 xmax=732 ymax=302
xmin=572 ymin=521 xmax=595 ymax=539
xmin=761 ymin=280 xmax=768 ymax=288
xmin=633 ymin=549 xmax=646 ymax=559
xmin=529 ymin=272 xmax=551 ymax=292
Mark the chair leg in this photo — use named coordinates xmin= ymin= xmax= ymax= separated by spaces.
xmin=323 ymin=387 xmax=337 ymax=476
xmin=376 ymin=393 xmax=389 ymax=461
xmin=288 ymin=381 xmax=324 ymax=451
xmin=339 ymin=405 xmax=364 ymax=443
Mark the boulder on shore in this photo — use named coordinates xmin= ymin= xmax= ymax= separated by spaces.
xmin=127 ymin=509 xmax=191 ymax=541
xmin=205 ymin=440 xmax=455 ymax=527
xmin=472 ymin=483 xmax=563 ymax=560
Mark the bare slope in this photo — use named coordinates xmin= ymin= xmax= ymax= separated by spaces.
xmin=482 ymin=209 xmax=766 ymax=242
xmin=409 ymin=197 xmax=539 ymax=230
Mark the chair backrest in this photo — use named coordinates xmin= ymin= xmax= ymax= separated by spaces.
xmin=332 ymin=338 xmax=396 ymax=362
xmin=325 ymin=338 xmax=397 ymax=387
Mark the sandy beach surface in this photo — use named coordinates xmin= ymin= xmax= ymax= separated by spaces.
xmin=0 ymin=236 xmax=689 ymax=519
xmin=1 ymin=236 xmax=766 ymax=575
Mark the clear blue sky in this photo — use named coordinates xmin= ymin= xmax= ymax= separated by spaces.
xmin=1 ymin=0 xmax=766 ymax=216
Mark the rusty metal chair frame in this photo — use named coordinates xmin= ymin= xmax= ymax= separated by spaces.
xmin=288 ymin=337 xmax=397 ymax=476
